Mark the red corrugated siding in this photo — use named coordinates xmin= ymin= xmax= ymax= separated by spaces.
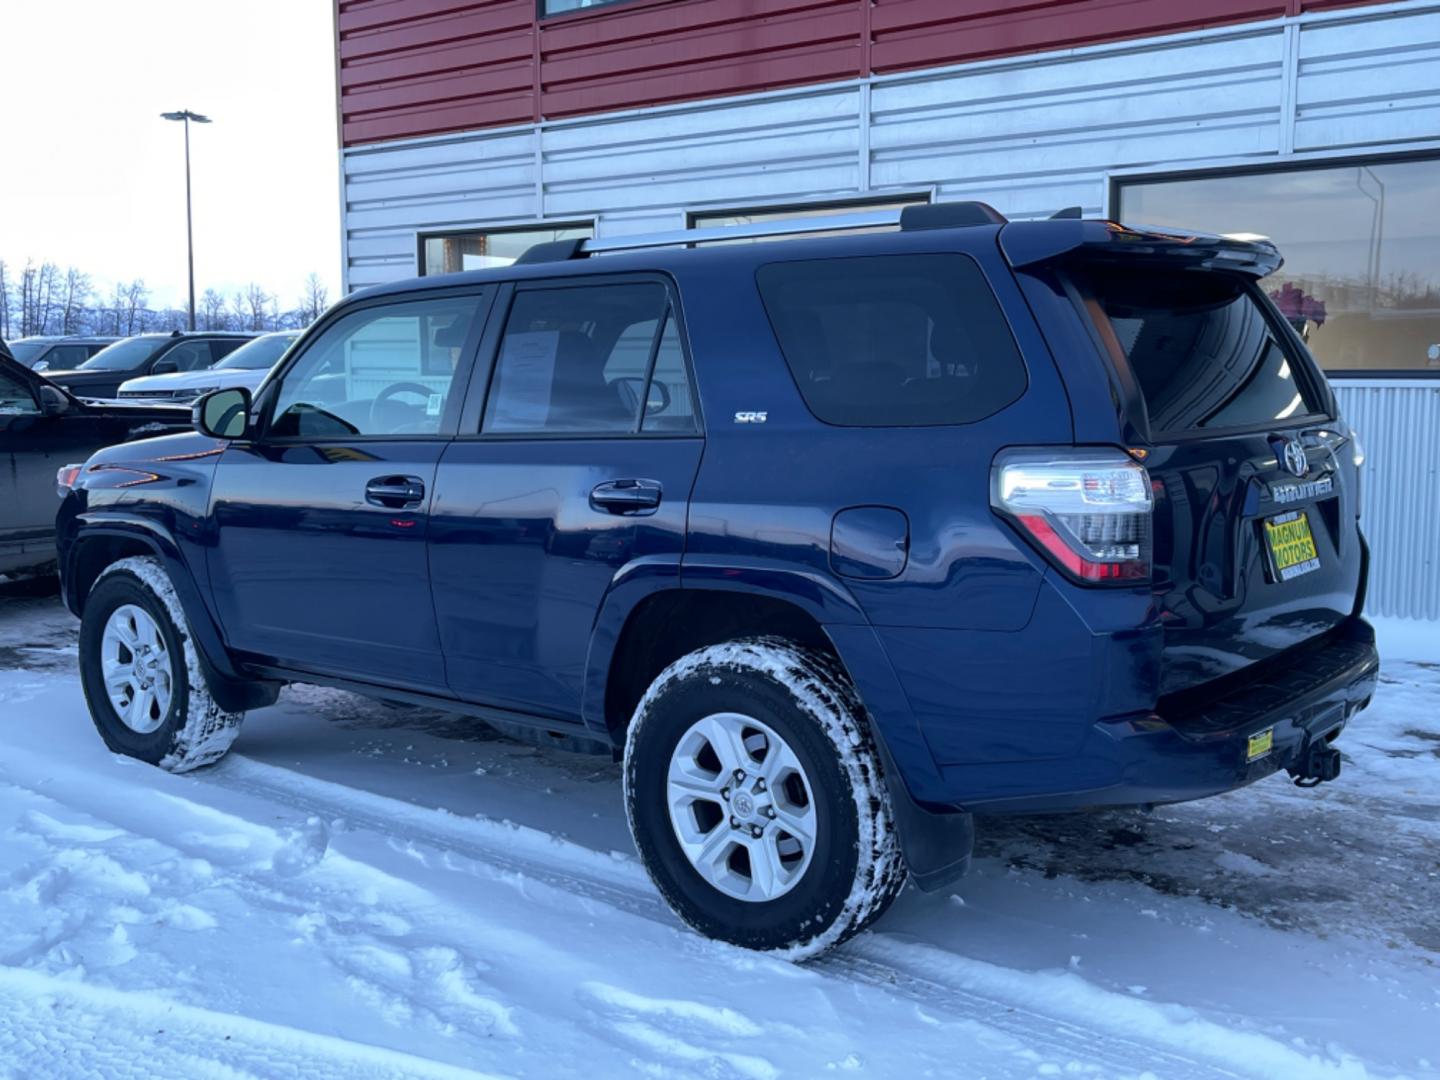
xmin=870 ymin=0 xmax=1287 ymax=72
xmin=336 ymin=0 xmax=1393 ymax=146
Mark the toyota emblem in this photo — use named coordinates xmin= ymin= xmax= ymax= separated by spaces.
xmin=1282 ymin=439 xmax=1308 ymax=477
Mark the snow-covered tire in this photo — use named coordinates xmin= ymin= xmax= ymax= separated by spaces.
xmin=79 ymin=556 xmax=245 ymax=772
xmin=624 ymin=638 xmax=907 ymax=960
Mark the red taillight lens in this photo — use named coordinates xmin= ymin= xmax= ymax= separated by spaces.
xmin=992 ymin=450 xmax=1153 ymax=584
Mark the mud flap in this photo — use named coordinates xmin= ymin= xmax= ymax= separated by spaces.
xmin=869 ymin=725 xmax=975 ymax=892
xmin=825 ymin=623 xmax=974 ymax=892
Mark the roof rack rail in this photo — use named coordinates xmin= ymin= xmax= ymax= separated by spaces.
xmin=514 ymin=201 xmax=1009 ymax=264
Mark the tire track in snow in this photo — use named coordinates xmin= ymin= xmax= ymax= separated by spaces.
xmin=0 ymin=964 xmax=501 ymax=1080
xmin=205 ymin=754 xmax=1338 ymax=1080
xmin=0 ymin=741 xmax=1372 ymax=1080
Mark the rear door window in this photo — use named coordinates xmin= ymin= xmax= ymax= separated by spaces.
xmin=482 ymin=281 xmax=690 ymax=435
xmin=756 ymin=254 xmax=1027 ymax=427
xmin=1073 ymin=268 xmax=1324 ymax=433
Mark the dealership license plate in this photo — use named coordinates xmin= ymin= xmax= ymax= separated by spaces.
xmin=1264 ymin=510 xmax=1321 ymax=581
xmin=1246 ymin=727 xmax=1275 ymax=763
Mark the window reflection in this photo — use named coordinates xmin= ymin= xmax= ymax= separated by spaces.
xmin=421 ymin=224 xmax=593 ymax=275
xmin=1119 ymin=158 xmax=1440 ymax=374
xmin=690 ymin=196 xmax=929 ymax=243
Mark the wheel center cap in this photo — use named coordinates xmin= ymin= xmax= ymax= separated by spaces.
xmin=732 ymin=792 xmax=755 ymax=818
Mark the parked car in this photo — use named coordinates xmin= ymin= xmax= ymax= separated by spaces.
xmin=43 ymin=331 xmax=256 ymax=399
xmin=0 ymin=338 xmax=189 ymax=579
xmin=55 ymin=205 xmax=1377 ymax=958
xmin=117 ymin=331 xmax=301 ymax=403
xmin=8 ymin=335 xmax=120 ymax=371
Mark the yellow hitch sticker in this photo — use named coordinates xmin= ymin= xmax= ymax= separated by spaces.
xmin=1246 ymin=727 xmax=1275 ymax=763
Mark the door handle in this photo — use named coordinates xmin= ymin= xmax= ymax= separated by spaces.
xmin=366 ymin=475 xmax=426 ymax=510
xmin=590 ymin=478 xmax=662 ymax=515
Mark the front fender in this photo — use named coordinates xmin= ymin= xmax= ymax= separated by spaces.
xmin=62 ymin=514 xmax=277 ymax=712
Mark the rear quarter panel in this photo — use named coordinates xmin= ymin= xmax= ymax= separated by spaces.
xmin=673 ymin=232 xmax=1080 ymax=774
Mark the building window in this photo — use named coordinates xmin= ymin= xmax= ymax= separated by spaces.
xmin=1117 ymin=156 xmax=1440 ymax=376
xmin=689 ymin=194 xmax=931 ymax=242
xmin=420 ymin=224 xmax=593 ymax=276
xmin=540 ymin=0 xmax=636 ymax=16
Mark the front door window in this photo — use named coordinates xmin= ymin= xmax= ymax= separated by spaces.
xmin=269 ymin=295 xmax=484 ymax=438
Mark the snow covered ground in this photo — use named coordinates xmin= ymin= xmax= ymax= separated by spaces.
xmin=0 ymin=579 xmax=1436 ymax=1079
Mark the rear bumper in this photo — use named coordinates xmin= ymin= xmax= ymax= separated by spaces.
xmin=937 ymin=617 xmax=1379 ymax=814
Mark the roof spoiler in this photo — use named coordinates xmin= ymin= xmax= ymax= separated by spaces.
xmin=999 ymin=219 xmax=1283 ymax=278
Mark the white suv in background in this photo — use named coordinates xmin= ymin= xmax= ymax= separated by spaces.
xmin=117 ymin=331 xmax=300 ymax=403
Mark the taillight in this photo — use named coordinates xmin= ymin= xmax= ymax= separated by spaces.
xmin=56 ymin=463 xmax=84 ymax=496
xmin=991 ymin=449 xmax=1153 ymax=584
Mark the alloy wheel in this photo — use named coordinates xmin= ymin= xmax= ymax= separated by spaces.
xmin=665 ymin=712 xmax=818 ymax=902
xmin=100 ymin=604 xmax=173 ymax=735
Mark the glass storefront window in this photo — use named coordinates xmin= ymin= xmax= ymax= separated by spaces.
xmin=542 ymin=0 xmax=633 ymax=14
xmin=690 ymin=195 xmax=930 ymax=243
xmin=1118 ymin=157 xmax=1440 ymax=375
xmin=420 ymin=224 xmax=594 ymax=276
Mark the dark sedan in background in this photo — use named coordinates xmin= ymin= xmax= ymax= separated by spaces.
xmin=42 ymin=330 xmax=255 ymax=399
xmin=1 ymin=339 xmax=191 ymax=578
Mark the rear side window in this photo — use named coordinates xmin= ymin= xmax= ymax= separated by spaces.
xmin=756 ymin=254 xmax=1027 ymax=427
xmin=1074 ymin=268 xmax=1323 ymax=433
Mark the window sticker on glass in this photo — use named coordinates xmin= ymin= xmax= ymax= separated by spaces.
xmin=489 ymin=330 xmax=560 ymax=430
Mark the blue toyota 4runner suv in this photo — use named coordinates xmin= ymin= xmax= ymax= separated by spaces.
xmin=57 ymin=205 xmax=1378 ymax=958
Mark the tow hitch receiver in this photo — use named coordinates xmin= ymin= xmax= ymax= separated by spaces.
xmin=1288 ymin=741 xmax=1342 ymax=788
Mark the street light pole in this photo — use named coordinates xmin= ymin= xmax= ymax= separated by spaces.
xmin=160 ymin=109 xmax=211 ymax=331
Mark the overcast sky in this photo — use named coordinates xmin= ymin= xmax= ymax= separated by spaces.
xmin=1 ymin=0 xmax=339 ymax=311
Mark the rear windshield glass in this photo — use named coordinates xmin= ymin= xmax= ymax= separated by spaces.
xmin=1075 ymin=268 xmax=1322 ymax=433
xmin=757 ymin=254 xmax=1027 ymax=427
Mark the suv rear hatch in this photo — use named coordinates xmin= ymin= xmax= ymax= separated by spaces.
xmin=1005 ymin=224 xmax=1365 ymax=697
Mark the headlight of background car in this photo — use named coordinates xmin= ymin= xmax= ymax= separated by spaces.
xmin=178 ymin=386 xmax=220 ymax=401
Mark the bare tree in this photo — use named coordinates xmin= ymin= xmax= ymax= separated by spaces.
xmin=0 ymin=259 xmax=10 ymax=340
xmin=107 ymin=281 xmax=127 ymax=335
xmin=18 ymin=261 xmax=35 ymax=335
xmin=229 ymin=290 xmax=248 ymax=330
xmin=122 ymin=279 xmax=149 ymax=335
xmin=200 ymin=288 xmax=228 ymax=330
xmin=60 ymin=268 xmax=93 ymax=334
xmin=298 ymin=272 xmax=329 ymax=325
xmin=0 ymin=256 xmax=330 ymax=341
xmin=243 ymin=283 xmax=270 ymax=332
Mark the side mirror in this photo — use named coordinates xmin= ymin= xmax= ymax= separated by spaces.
xmin=193 ymin=387 xmax=251 ymax=439
xmin=151 ymin=358 xmax=179 ymax=375
xmin=38 ymin=384 xmax=72 ymax=416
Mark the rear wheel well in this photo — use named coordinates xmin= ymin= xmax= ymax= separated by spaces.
xmin=70 ymin=536 xmax=157 ymax=612
xmin=604 ymin=590 xmax=837 ymax=741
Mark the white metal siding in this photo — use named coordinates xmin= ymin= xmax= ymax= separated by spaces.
xmin=1333 ymin=381 xmax=1440 ymax=620
xmin=339 ymin=0 xmax=1440 ymax=621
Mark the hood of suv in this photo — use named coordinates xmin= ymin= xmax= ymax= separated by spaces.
xmin=118 ymin=367 xmax=265 ymax=401
xmin=42 ymin=367 xmax=136 ymax=391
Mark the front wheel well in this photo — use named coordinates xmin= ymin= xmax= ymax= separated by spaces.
xmin=69 ymin=535 xmax=158 ymax=613
xmin=603 ymin=590 xmax=838 ymax=741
